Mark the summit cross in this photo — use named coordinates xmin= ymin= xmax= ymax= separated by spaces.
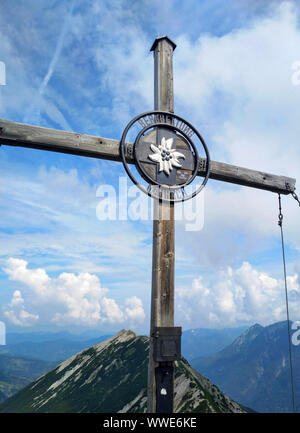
xmin=0 ymin=36 xmax=296 ymax=414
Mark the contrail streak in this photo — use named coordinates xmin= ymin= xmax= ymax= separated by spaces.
xmin=24 ymin=2 xmax=74 ymax=124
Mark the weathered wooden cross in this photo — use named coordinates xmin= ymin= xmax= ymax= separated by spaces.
xmin=0 ymin=36 xmax=296 ymax=413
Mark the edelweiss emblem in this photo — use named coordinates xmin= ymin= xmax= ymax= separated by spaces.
xmin=148 ymin=137 xmax=185 ymax=175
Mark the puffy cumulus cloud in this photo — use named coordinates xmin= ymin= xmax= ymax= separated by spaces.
xmin=101 ymin=297 xmax=125 ymax=324
xmin=176 ymin=261 xmax=300 ymax=328
xmin=4 ymin=258 xmax=50 ymax=296
xmin=3 ymin=258 xmax=145 ymax=328
xmin=4 ymin=290 xmax=39 ymax=327
xmin=125 ymin=296 xmax=146 ymax=324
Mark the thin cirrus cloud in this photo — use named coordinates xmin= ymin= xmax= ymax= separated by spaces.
xmin=0 ymin=165 xmax=151 ymax=263
xmin=23 ymin=2 xmax=75 ymax=127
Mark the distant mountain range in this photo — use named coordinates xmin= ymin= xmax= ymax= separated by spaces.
xmin=0 ymin=353 xmax=57 ymax=403
xmin=191 ymin=321 xmax=300 ymax=413
xmin=2 ymin=322 xmax=298 ymax=412
xmin=181 ymin=326 xmax=248 ymax=360
xmin=0 ymin=330 xmax=248 ymax=413
xmin=4 ymin=330 xmax=111 ymax=345
xmin=0 ymin=327 xmax=246 ymax=363
xmin=0 ymin=335 xmax=112 ymax=362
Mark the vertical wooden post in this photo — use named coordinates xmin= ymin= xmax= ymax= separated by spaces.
xmin=147 ymin=36 xmax=177 ymax=414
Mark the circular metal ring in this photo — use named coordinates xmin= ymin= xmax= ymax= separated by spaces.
xmin=119 ymin=110 xmax=210 ymax=203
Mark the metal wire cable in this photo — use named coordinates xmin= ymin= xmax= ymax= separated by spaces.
xmin=278 ymin=193 xmax=296 ymax=413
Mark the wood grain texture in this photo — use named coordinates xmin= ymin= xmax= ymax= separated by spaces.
xmin=198 ymin=159 xmax=295 ymax=195
xmin=0 ymin=117 xmax=295 ymax=195
xmin=0 ymin=118 xmax=121 ymax=161
xmin=148 ymin=37 xmax=176 ymax=414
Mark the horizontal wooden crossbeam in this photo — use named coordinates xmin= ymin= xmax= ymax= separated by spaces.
xmin=0 ymin=118 xmax=296 ymax=195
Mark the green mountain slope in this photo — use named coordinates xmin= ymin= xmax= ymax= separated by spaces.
xmin=0 ymin=330 xmax=247 ymax=413
xmin=191 ymin=321 xmax=300 ymax=413
xmin=0 ymin=354 xmax=57 ymax=403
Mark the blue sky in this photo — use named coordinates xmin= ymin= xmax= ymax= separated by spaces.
xmin=0 ymin=0 xmax=300 ymax=335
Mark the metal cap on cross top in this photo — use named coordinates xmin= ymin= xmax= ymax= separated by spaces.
xmin=150 ymin=35 xmax=177 ymax=52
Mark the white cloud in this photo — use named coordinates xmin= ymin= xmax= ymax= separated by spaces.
xmin=3 ymin=258 xmax=145 ymax=328
xmin=174 ymin=2 xmax=300 ymax=167
xmin=4 ymin=290 xmax=39 ymax=327
xmin=176 ymin=261 xmax=300 ymax=327
xmin=176 ymin=178 xmax=300 ymax=271
xmin=4 ymin=258 xmax=50 ymax=296
xmin=125 ymin=296 xmax=146 ymax=324
xmin=100 ymin=297 xmax=125 ymax=324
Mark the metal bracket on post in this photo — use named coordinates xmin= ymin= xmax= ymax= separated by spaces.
xmin=153 ymin=326 xmax=181 ymax=413
xmin=153 ymin=326 xmax=182 ymax=362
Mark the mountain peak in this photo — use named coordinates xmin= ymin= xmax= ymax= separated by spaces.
xmin=192 ymin=320 xmax=300 ymax=413
xmin=93 ymin=329 xmax=137 ymax=353
xmin=114 ymin=329 xmax=137 ymax=340
xmin=0 ymin=330 xmax=247 ymax=413
xmin=233 ymin=323 xmax=263 ymax=348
